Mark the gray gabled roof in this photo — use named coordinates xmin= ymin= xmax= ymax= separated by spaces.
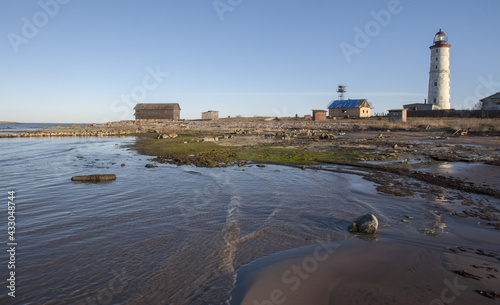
xmin=480 ymin=92 xmax=500 ymax=101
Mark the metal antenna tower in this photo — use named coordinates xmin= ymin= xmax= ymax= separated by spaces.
xmin=337 ymin=85 xmax=346 ymax=100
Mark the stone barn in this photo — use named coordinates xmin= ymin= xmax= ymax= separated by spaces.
xmin=134 ymin=103 xmax=181 ymax=120
xmin=481 ymin=92 xmax=500 ymax=110
xmin=328 ymin=99 xmax=371 ymax=118
xmin=202 ymin=111 xmax=219 ymax=120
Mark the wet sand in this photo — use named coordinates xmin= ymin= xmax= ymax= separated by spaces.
xmin=417 ymin=162 xmax=500 ymax=192
xmin=232 ymin=218 xmax=500 ymax=305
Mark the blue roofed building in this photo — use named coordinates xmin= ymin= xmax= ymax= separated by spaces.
xmin=327 ymin=99 xmax=371 ymax=118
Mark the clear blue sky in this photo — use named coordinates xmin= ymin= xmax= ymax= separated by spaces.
xmin=2 ymin=0 xmax=500 ymax=123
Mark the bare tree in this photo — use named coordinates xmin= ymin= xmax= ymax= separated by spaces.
xmin=471 ymin=101 xmax=482 ymax=110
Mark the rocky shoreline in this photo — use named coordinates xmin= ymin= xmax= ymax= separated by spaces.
xmin=4 ymin=119 xmax=500 ymax=196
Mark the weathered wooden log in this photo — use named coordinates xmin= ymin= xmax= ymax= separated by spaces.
xmin=71 ymin=174 xmax=116 ymax=182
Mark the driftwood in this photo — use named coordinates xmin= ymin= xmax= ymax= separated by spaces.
xmin=71 ymin=174 xmax=116 ymax=182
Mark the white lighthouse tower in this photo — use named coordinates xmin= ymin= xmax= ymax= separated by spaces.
xmin=427 ymin=29 xmax=451 ymax=109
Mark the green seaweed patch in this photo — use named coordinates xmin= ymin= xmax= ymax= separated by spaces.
xmin=132 ymin=137 xmax=233 ymax=156
xmin=131 ymin=137 xmax=402 ymax=167
xmin=132 ymin=137 xmax=241 ymax=167
xmin=239 ymin=147 xmax=380 ymax=165
xmin=321 ymin=150 xmax=381 ymax=162
xmin=239 ymin=147 xmax=321 ymax=165
xmin=154 ymin=149 xmax=239 ymax=168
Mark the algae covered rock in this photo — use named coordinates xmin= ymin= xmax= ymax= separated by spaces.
xmin=71 ymin=174 xmax=116 ymax=182
xmin=348 ymin=214 xmax=378 ymax=234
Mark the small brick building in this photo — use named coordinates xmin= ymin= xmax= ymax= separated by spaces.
xmin=312 ymin=110 xmax=327 ymax=121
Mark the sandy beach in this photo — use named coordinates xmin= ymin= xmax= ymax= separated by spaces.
xmin=232 ymin=224 xmax=500 ymax=305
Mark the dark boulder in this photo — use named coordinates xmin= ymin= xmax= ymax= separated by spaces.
xmin=348 ymin=214 xmax=378 ymax=234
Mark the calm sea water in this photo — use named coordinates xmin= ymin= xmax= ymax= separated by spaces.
xmin=0 ymin=137 xmax=461 ymax=304
xmin=0 ymin=123 xmax=88 ymax=133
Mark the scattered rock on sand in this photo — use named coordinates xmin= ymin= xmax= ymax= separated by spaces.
xmin=455 ymin=270 xmax=482 ymax=280
xmin=348 ymin=214 xmax=379 ymax=234
xmin=477 ymin=290 xmax=500 ymax=299
xmin=145 ymin=164 xmax=158 ymax=168
xmin=319 ymin=133 xmax=336 ymax=140
xmin=71 ymin=174 xmax=116 ymax=182
xmin=158 ymin=133 xmax=178 ymax=139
